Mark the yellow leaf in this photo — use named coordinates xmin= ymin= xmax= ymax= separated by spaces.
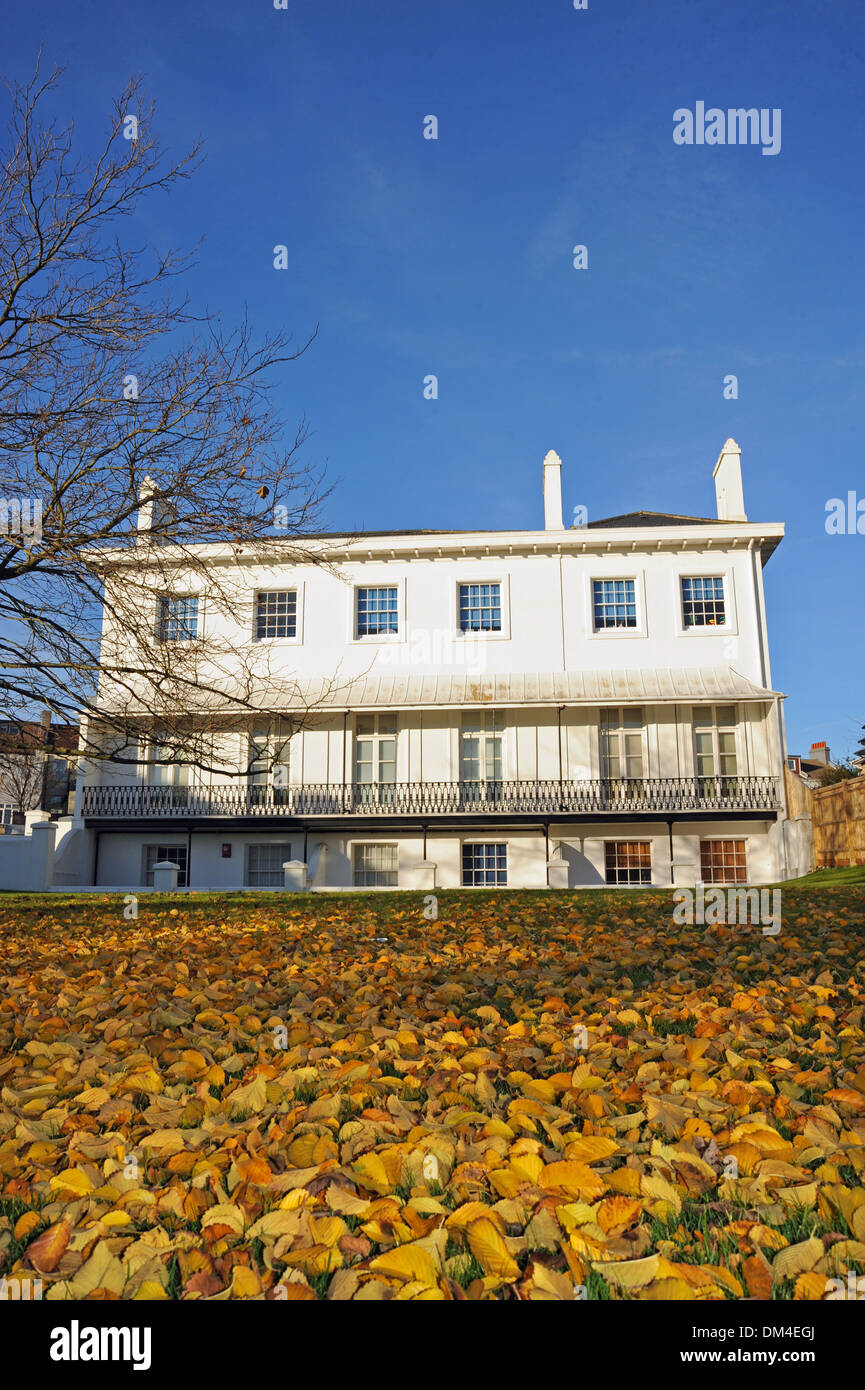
xmin=540 ymin=1161 xmax=607 ymax=1200
xmin=201 ymin=1203 xmax=246 ymax=1235
xmin=48 ymin=1166 xmax=94 ymax=1197
xmin=228 ymin=1075 xmax=268 ymax=1114
xmin=592 ymin=1254 xmax=660 ymax=1289
xmin=596 ymin=1196 xmax=642 ymax=1233
xmin=370 ymin=1241 xmax=439 ymax=1287
xmin=14 ymin=1211 xmax=41 ymax=1241
xmin=231 ymin=1266 xmax=263 ymax=1298
xmin=466 ymin=1218 xmax=520 ymax=1281
xmin=564 ymin=1135 xmax=619 ymax=1165
xmin=794 ymin=1271 xmax=830 ymax=1300
xmin=446 ymin=1202 xmax=504 ymax=1232
xmin=133 ymin=1280 xmax=168 ymax=1300
xmin=772 ymin=1236 xmax=824 ymax=1283
xmin=640 ymin=1173 xmax=682 ymax=1215
xmin=69 ymin=1240 xmax=126 ymax=1298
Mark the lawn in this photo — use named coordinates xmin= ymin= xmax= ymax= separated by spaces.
xmin=1 ymin=884 xmax=864 ymax=1301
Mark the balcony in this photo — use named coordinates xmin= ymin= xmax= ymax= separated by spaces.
xmin=81 ymin=776 xmax=780 ymax=820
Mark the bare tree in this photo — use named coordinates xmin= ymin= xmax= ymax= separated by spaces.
xmin=0 ymin=732 xmax=45 ymax=815
xmin=0 ymin=61 xmax=340 ymax=777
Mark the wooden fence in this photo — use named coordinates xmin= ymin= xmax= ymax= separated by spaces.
xmin=811 ymin=776 xmax=865 ymax=867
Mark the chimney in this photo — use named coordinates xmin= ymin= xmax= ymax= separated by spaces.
xmin=543 ymin=450 xmax=564 ymax=530
xmin=137 ymin=475 xmax=176 ymax=545
xmin=809 ymin=741 xmax=830 ymax=766
xmin=713 ymin=438 xmax=747 ymax=522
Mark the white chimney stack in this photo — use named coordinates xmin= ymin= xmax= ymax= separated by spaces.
xmin=542 ymin=450 xmax=564 ymax=530
xmin=713 ymin=438 xmax=747 ymax=522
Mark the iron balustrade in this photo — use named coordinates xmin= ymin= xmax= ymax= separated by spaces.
xmin=81 ymin=776 xmax=780 ymax=818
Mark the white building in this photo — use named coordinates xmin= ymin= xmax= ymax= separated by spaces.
xmin=67 ymin=439 xmax=801 ymax=892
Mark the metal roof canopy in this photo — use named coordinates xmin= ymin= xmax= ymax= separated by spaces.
xmin=201 ymin=667 xmax=782 ymax=713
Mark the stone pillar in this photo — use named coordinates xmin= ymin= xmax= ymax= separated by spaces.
xmin=152 ymin=860 xmax=180 ymax=892
xmin=547 ymin=859 xmax=569 ymax=889
xmin=29 ymin=820 xmax=57 ymax=890
xmin=283 ymin=860 xmax=308 ymax=891
xmin=400 ymin=860 xmax=436 ymax=890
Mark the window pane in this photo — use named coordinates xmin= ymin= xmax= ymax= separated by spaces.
xmin=160 ymin=596 xmax=198 ymax=642
xmin=604 ymin=841 xmax=651 ymax=885
xmin=356 ymin=587 xmax=399 ymax=636
xmin=459 ymin=582 xmax=502 ymax=632
xmin=255 ymin=590 xmax=297 ymax=640
xmin=700 ymin=839 xmax=746 ymax=884
xmin=353 ymin=843 xmax=398 ymax=887
xmin=681 ymin=576 xmax=726 ymax=628
xmin=592 ymin=579 xmax=636 ymax=630
xmin=245 ymin=843 xmax=291 ymax=887
xmin=462 ymin=843 xmax=507 ymax=887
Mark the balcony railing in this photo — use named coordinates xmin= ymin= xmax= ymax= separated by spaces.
xmin=81 ymin=776 xmax=780 ymax=818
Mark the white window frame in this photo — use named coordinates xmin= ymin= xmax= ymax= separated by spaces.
xmin=461 ymin=841 xmax=508 ymax=887
xmin=604 ymin=840 xmax=652 ymax=886
xmin=351 ymin=841 xmax=399 ymax=887
xmin=244 ymin=841 xmax=292 ymax=887
xmin=144 ymin=732 xmax=191 ymax=791
xmin=699 ymin=836 xmax=749 ymax=885
xmin=453 ymin=575 xmax=511 ymax=641
xmin=247 ymin=720 xmax=292 ymax=802
xmin=599 ymin=706 xmax=646 ymax=780
xmin=586 ymin=570 xmax=648 ymax=639
xmin=349 ymin=577 xmax=405 ymax=644
xmin=157 ymin=593 xmax=202 ymax=643
xmin=674 ymin=567 xmax=738 ymax=637
xmin=691 ymin=704 xmax=740 ymax=779
xmin=252 ymin=584 xmax=304 ymax=644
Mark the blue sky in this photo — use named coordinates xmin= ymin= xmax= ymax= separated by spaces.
xmin=4 ymin=0 xmax=864 ymax=759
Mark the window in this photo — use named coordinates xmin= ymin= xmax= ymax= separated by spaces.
xmin=354 ymin=714 xmax=397 ymax=806
xmin=353 ymin=843 xmax=398 ymax=887
xmin=0 ymin=804 xmax=14 ymax=826
xmin=248 ymin=720 xmax=291 ymax=805
xmin=700 ymin=839 xmax=747 ymax=884
xmin=255 ymin=590 xmax=297 ymax=640
xmin=356 ymin=586 xmax=398 ymax=637
xmin=462 ymin=843 xmax=507 ymax=887
xmin=605 ymin=841 xmax=651 ymax=885
xmin=600 ymin=708 xmax=644 ymax=779
xmin=143 ymin=845 xmax=189 ymax=887
xmin=147 ymin=734 xmax=189 ymax=795
xmin=245 ymin=843 xmax=292 ymax=887
xmin=592 ymin=579 xmax=636 ymax=630
xmin=458 ymin=582 xmax=501 ymax=632
xmin=681 ymin=576 xmax=725 ymax=628
xmin=159 ymin=596 xmax=198 ymax=642
xmin=460 ymin=712 xmax=503 ymax=805
xmin=693 ymin=706 xmax=738 ymax=785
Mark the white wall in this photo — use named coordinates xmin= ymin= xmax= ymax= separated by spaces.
xmin=90 ymin=822 xmax=784 ymax=891
xmin=0 ymin=821 xmax=56 ymax=891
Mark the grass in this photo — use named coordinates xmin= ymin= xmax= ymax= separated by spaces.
xmin=1 ymin=882 xmax=863 ymax=1302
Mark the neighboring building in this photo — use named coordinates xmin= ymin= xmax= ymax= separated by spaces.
xmin=0 ymin=714 xmax=78 ymax=825
xmin=75 ymin=438 xmax=798 ymax=890
xmin=786 ymin=741 xmax=836 ymax=787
